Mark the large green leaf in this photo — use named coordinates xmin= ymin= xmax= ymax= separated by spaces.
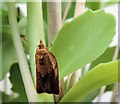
xmin=60 ymin=60 xmax=118 ymax=102
xmin=50 ymin=9 xmax=116 ymax=79
xmin=81 ymin=89 xmax=100 ymax=102
xmin=82 ymin=47 xmax=115 ymax=102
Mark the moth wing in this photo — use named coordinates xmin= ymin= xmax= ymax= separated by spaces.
xmin=36 ymin=71 xmax=45 ymax=93
xmin=48 ymin=52 xmax=59 ymax=94
xmin=36 ymin=48 xmax=45 ymax=93
xmin=47 ymin=52 xmax=58 ymax=78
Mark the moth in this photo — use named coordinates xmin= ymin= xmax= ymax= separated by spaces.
xmin=35 ymin=40 xmax=59 ymax=94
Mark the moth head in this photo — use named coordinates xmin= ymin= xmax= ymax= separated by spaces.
xmin=39 ymin=49 xmax=48 ymax=59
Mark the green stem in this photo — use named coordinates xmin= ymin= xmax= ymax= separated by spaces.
xmin=62 ymin=1 xmax=71 ymax=23
xmin=27 ymin=2 xmax=53 ymax=102
xmin=74 ymin=0 xmax=85 ymax=18
xmin=47 ymin=1 xmax=63 ymax=103
xmin=66 ymin=70 xmax=81 ymax=92
xmin=27 ymin=2 xmax=45 ymax=83
xmin=47 ymin=1 xmax=62 ymax=44
xmin=7 ymin=2 xmax=38 ymax=102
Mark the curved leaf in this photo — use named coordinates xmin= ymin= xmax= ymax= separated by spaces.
xmin=50 ymin=9 xmax=116 ymax=79
xmin=90 ymin=47 xmax=116 ymax=69
xmin=1 ymin=33 xmax=17 ymax=80
xmin=60 ymin=60 xmax=118 ymax=102
xmin=9 ymin=63 xmax=28 ymax=102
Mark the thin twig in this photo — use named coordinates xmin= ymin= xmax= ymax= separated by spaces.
xmin=7 ymin=3 xmax=38 ymax=102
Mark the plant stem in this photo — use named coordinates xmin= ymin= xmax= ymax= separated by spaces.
xmin=7 ymin=2 xmax=38 ymax=102
xmin=47 ymin=1 xmax=62 ymax=44
xmin=74 ymin=0 xmax=85 ymax=18
xmin=66 ymin=71 xmax=81 ymax=91
xmin=27 ymin=2 xmax=45 ymax=83
xmin=62 ymin=0 xmax=71 ymax=23
xmin=47 ymin=1 xmax=63 ymax=103
xmin=27 ymin=2 xmax=53 ymax=102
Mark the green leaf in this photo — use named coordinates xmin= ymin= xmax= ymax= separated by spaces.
xmin=43 ymin=21 xmax=48 ymax=47
xmin=1 ymin=33 xmax=17 ymax=80
xmin=81 ymin=89 xmax=100 ymax=102
xmin=105 ymin=84 xmax=114 ymax=91
xmin=0 ymin=3 xmax=8 ymax=11
xmin=1 ymin=11 xmax=27 ymax=80
xmin=18 ymin=17 xmax=27 ymax=33
xmin=1 ymin=25 xmax=11 ymax=34
xmin=62 ymin=2 xmax=76 ymax=20
xmin=86 ymin=2 xmax=101 ymax=11
xmin=100 ymin=2 xmax=117 ymax=8
xmin=90 ymin=47 xmax=116 ymax=69
xmin=118 ymin=49 xmax=120 ymax=59
xmin=1 ymin=91 xmax=27 ymax=102
xmin=42 ymin=2 xmax=47 ymax=23
xmin=1 ymin=8 xmax=9 ymax=25
xmin=60 ymin=60 xmax=118 ymax=102
xmin=1 ymin=91 xmax=20 ymax=102
xmin=50 ymin=9 xmax=116 ymax=79
xmin=27 ymin=2 xmax=46 ymax=82
xmin=9 ymin=63 xmax=28 ymax=102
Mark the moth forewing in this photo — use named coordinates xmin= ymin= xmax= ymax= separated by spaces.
xmin=36 ymin=40 xmax=59 ymax=94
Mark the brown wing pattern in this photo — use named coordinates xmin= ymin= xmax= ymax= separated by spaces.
xmin=36 ymin=48 xmax=59 ymax=94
